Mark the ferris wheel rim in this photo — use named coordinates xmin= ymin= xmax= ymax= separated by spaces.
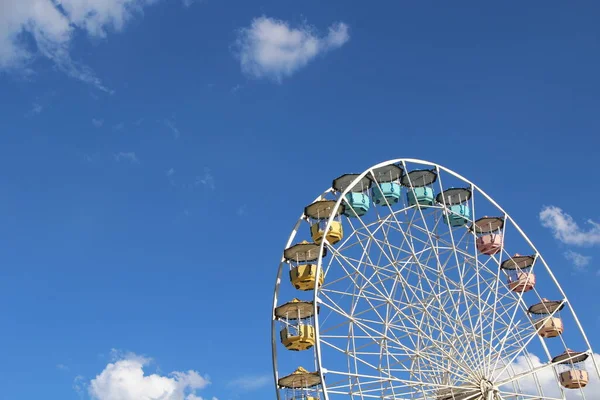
xmin=271 ymin=158 xmax=599 ymax=400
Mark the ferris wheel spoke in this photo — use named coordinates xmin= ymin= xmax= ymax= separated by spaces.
xmin=330 ymin=223 xmax=403 ymax=301
xmin=396 ymin=253 xmax=484 ymax=379
xmin=319 ymin=282 xmax=476 ymax=385
xmin=487 ymin=259 xmax=543 ymax=376
xmin=495 ymin=357 xmax=561 ymax=389
xmin=467 ymin=186 xmax=493 ymax=374
xmin=440 ymin=211 xmax=484 ymax=376
xmin=389 ymin=268 xmax=481 ymax=381
xmin=491 ymin=329 xmax=557 ymax=386
xmin=381 ymin=207 xmax=485 ymax=379
xmin=472 ymin=286 xmax=539 ymax=377
xmin=496 ymin=389 xmax=563 ymax=400
xmin=320 ymin=327 xmax=456 ymax=392
xmin=324 ymin=368 xmax=475 ymax=397
xmin=483 ymin=214 xmax=513 ymax=378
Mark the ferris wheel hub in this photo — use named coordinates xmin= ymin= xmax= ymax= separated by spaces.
xmin=479 ymin=379 xmax=498 ymax=398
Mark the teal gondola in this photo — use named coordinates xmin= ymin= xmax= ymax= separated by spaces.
xmin=402 ymin=169 xmax=437 ymax=207
xmin=370 ymin=164 xmax=403 ymax=206
xmin=332 ymin=173 xmax=372 ymax=218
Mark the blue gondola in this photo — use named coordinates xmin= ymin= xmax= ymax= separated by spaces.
xmin=343 ymin=192 xmax=370 ymax=217
xmin=332 ymin=173 xmax=372 ymax=218
xmin=443 ymin=204 xmax=471 ymax=227
xmin=370 ymin=164 xmax=403 ymax=207
xmin=372 ymin=182 xmax=401 ymax=206
xmin=407 ymin=186 xmax=434 ymax=207
xmin=437 ymin=187 xmax=472 ymax=227
xmin=401 ymin=169 xmax=437 ymax=208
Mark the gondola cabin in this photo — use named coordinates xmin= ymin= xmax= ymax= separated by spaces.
xmin=501 ymin=254 xmax=536 ymax=293
xmin=290 ymin=264 xmax=324 ymax=291
xmin=284 ymin=241 xmax=326 ymax=291
xmin=446 ymin=205 xmax=471 ymax=227
xmin=528 ymin=299 xmax=565 ymax=338
xmin=278 ymin=366 xmax=322 ymax=400
xmin=305 ymin=200 xmax=344 ymax=245
xmin=437 ymin=188 xmax=472 ymax=227
xmin=332 ymin=173 xmax=372 ymax=218
xmin=275 ymin=299 xmax=318 ymax=351
xmin=473 ymin=216 xmax=504 ymax=255
xmin=552 ymin=350 xmax=590 ymax=389
xmin=402 ymin=169 xmax=437 ymax=207
xmin=370 ymin=164 xmax=403 ymax=206
xmin=508 ymin=272 xmax=536 ymax=293
xmin=372 ymin=182 xmax=401 ymax=205
xmin=344 ymin=193 xmax=370 ymax=217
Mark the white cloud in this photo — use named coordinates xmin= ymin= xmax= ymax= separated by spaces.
xmin=0 ymin=0 xmax=163 ymax=90
xmin=27 ymin=102 xmax=43 ymax=115
xmin=92 ymin=118 xmax=104 ymax=127
xmin=540 ymin=206 xmax=600 ymax=246
xmin=234 ymin=16 xmax=349 ymax=81
xmin=164 ymin=119 xmax=181 ymax=139
xmin=87 ymin=352 xmax=211 ymax=400
xmin=228 ymin=374 xmax=270 ymax=391
xmin=166 ymin=168 xmax=175 ymax=177
xmin=114 ymin=151 xmax=139 ymax=163
xmin=498 ymin=352 xmax=600 ymax=399
xmin=230 ymin=84 xmax=242 ymax=93
xmin=564 ymin=250 xmax=591 ymax=271
xmin=73 ymin=375 xmax=87 ymax=398
xmin=57 ymin=363 xmax=69 ymax=371
xmin=193 ymin=167 xmax=214 ymax=190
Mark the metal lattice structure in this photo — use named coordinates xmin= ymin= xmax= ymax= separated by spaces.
xmin=272 ymin=159 xmax=599 ymax=400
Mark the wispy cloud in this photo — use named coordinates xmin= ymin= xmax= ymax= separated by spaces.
xmin=234 ymin=16 xmax=350 ymax=82
xmin=182 ymin=0 xmax=201 ymax=6
xmin=539 ymin=206 xmax=600 ymax=246
xmin=231 ymin=84 xmax=243 ymax=94
xmin=163 ymin=119 xmax=181 ymax=139
xmin=237 ymin=205 xmax=247 ymax=216
xmin=0 ymin=0 xmax=181 ymax=91
xmin=228 ymin=374 xmax=270 ymax=391
xmin=114 ymin=152 xmax=139 ymax=164
xmin=169 ymin=168 xmax=215 ymax=191
xmin=26 ymin=102 xmax=43 ymax=116
xmin=564 ymin=250 xmax=591 ymax=272
xmin=57 ymin=363 xmax=70 ymax=371
xmin=113 ymin=122 xmax=125 ymax=131
xmin=78 ymin=152 xmax=96 ymax=163
xmin=166 ymin=167 xmax=176 ymax=186
xmin=194 ymin=167 xmax=215 ymax=190
xmin=92 ymin=118 xmax=104 ymax=128
xmin=73 ymin=375 xmax=87 ymax=399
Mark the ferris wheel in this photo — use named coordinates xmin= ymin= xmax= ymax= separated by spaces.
xmin=271 ymin=159 xmax=600 ymax=400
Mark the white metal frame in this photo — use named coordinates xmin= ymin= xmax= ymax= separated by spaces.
xmin=271 ymin=158 xmax=599 ymax=400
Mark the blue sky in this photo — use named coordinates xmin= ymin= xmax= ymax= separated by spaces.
xmin=1 ymin=1 xmax=600 ymax=399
